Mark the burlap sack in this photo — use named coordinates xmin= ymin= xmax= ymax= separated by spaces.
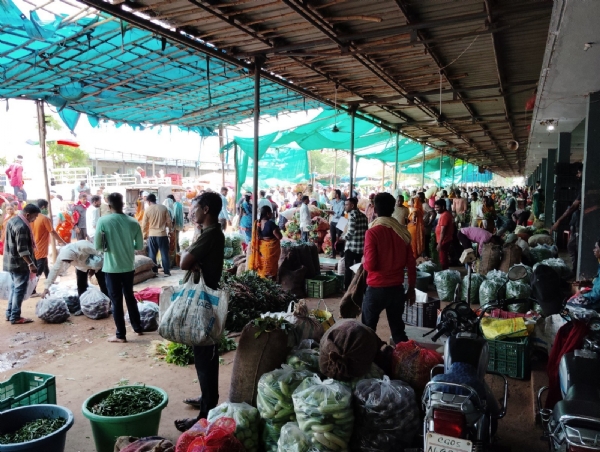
xmin=479 ymin=243 xmax=501 ymax=276
xmin=133 ymin=269 xmax=156 ymax=285
xmin=279 ymin=265 xmax=306 ymax=298
xmin=319 ymin=319 xmax=382 ymax=381
xmin=229 ymin=323 xmax=290 ymax=406
xmin=499 ymin=243 xmax=522 ymax=273
xmin=134 ymin=255 xmax=154 ymax=274
xmin=339 ymin=266 xmax=367 ymax=319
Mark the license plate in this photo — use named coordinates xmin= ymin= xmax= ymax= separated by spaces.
xmin=425 ymin=432 xmax=473 ymax=452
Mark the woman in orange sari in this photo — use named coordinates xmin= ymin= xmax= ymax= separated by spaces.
xmin=248 ymin=205 xmax=282 ymax=279
xmin=56 ymin=206 xmax=74 ymax=244
xmin=407 ymin=196 xmax=425 ymax=258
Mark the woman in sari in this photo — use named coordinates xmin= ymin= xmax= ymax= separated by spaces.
xmin=56 ymin=204 xmax=74 ymax=244
xmin=239 ymin=194 xmax=253 ymax=243
xmin=163 ymin=198 xmax=178 ymax=267
xmin=407 ymin=196 xmax=425 ymax=258
xmin=248 ymin=206 xmax=282 ymax=279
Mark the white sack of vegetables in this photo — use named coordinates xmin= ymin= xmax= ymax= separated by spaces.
xmin=352 ymin=376 xmax=419 ymax=452
xmin=207 ymin=401 xmax=260 ymax=452
xmin=292 ymin=375 xmax=354 ymax=451
xmin=258 ymin=365 xmax=316 ymax=452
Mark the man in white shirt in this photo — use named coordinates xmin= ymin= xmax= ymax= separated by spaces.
xmin=469 ymin=192 xmax=484 ymax=227
xmin=50 ymin=191 xmax=62 ymax=227
xmin=257 ymin=190 xmax=272 ymax=219
xmin=86 ymin=195 xmax=102 ymax=241
xmin=218 ymin=187 xmax=230 ymax=231
xmin=299 ymin=195 xmax=311 ymax=241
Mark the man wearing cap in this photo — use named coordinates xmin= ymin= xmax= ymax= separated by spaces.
xmin=5 ymin=155 xmax=25 ymax=198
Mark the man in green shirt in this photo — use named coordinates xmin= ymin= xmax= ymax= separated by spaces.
xmin=175 ymin=192 xmax=225 ymax=432
xmin=94 ymin=192 xmax=144 ymax=343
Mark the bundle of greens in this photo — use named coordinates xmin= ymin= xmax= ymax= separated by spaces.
xmin=0 ymin=418 xmax=66 ymax=444
xmin=90 ymin=386 xmax=163 ymax=416
xmin=221 ymin=272 xmax=296 ymax=332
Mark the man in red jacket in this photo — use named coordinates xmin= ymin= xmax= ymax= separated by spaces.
xmin=362 ymin=192 xmax=416 ymax=344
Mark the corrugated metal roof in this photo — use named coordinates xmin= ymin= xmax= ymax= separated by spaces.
xmin=73 ymin=0 xmax=552 ymax=175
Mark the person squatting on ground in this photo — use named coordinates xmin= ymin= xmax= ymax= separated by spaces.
xmin=175 ymin=192 xmax=225 ymax=431
xmin=362 ymin=192 xmax=416 ymax=344
xmin=94 ymin=192 xmax=144 ymax=343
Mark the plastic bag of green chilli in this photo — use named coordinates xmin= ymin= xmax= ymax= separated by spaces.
xmin=505 ymin=281 xmax=532 ymax=313
xmin=257 ymin=365 xmax=316 ymax=452
xmin=461 ymin=273 xmax=485 ymax=304
xmin=286 ymin=348 xmax=320 ymax=374
xmin=277 ymin=422 xmax=313 ymax=452
xmin=292 ymin=375 xmax=353 ymax=451
xmin=207 ymin=401 xmax=260 ymax=452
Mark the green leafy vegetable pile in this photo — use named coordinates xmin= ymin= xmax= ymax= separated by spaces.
xmin=221 ymin=272 xmax=296 ymax=332
xmin=90 ymin=386 xmax=163 ymax=416
xmin=163 ymin=342 xmax=195 ymax=367
xmin=0 ymin=418 xmax=66 ymax=444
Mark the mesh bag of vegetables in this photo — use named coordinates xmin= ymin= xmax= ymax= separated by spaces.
xmin=276 ymin=422 xmax=313 ymax=452
xmin=207 ymin=402 xmax=260 ymax=452
xmin=479 ymin=279 xmax=506 ymax=306
xmin=530 ymin=245 xmax=553 ymax=263
xmin=176 ymin=417 xmax=245 ymax=452
xmin=257 ymin=365 xmax=316 ymax=452
xmin=35 ymin=296 xmax=70 ymax=323
xmin=534 ymin=258 xmax=571 ymax=279
xmin=292 ymin=376 xmax=354 ymax=451
xmin=460 ymin=273 xmax=485 ymax=304
xmin=509 ymin=264 xmax=533 ymax=284
xmin=433 ymin=270 xmax=461 ymax=301
xmin=417 ymin=261 xmax=440 ymax=277
xmin=352 ymin=376 xmax=419 ymax=452
xmin=80 ymin=287 xmax=111 ymax=320
xmin=505 ymin=281 xmax=532 ymax=313
xmin=390 ymin=340 xmax=443 ymax=391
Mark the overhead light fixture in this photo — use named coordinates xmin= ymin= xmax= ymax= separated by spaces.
xmin=540 ymin=119 xmax=557 ymax=131
xmin=547 ymin=124 xmax=555 ymax=131
xmin=584 ymin=42 xmax=593 ymax=51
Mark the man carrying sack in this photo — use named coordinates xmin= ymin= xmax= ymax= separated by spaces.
xmin=361 ymin=192 xmax=416 ymax=345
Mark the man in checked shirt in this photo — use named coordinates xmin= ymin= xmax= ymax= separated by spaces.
xmin=342 ymin=197 xmax=368 ymax=290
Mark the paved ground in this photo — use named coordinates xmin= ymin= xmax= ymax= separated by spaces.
xmin=0 ymin=264 xmax=549 ymax=451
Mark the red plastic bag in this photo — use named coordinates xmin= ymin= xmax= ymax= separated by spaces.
xmin=391 ymin=340 xmax=443 ymax=391
xmin=175 ymin=418 xmax=244 ymax=452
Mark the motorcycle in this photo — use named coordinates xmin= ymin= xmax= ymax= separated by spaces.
xmin=538 ymin=316 xmax=600 ymax=451
xmin=420 ymin=265 xmax=530 ymax=452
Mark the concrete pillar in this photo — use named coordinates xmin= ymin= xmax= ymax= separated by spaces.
xmin=540 ymin=158 xmax=547 ymax=199
xmin=577 ymin=91 xmax=600 ymax=279
xmin=545 ymin=149 xmax=556 ymax=227
xmin=558 ymin=132 xmax=571 ymax=164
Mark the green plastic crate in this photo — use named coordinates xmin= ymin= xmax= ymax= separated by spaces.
xmin=306 ymin=275 xmax=338 ymax=298
xmin=0 ymin=371 xmax=56 ymax=412
xmin=325 ymin=271 xmax=345 ymax=293
xmin=487 ymin=336 xmax=531 ymax=380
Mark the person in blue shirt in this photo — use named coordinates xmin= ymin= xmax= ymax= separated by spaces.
xmin=325 ymin=189 xmax=345 ymax=258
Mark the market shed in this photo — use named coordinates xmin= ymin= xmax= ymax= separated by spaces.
xmin=74 ymin=0 xmax=553 ymax=176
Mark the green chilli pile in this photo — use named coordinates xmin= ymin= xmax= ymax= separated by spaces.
xmin=90 ymin=386 xmax=163 ymax=416
xmin=0 ymin=418 xmax=66 ymax=444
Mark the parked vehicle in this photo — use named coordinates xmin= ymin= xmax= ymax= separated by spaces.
xmin=420 ymin=265 xmax=530 ymax=452
xmin=538 ymin=317 xmax=600 ymax=451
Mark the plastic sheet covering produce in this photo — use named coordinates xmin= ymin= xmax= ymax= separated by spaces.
xmin=207 ymin=402 xmax=260 ymax=452
xmin=257 ymin=365 xmax=316 ymax=452
xmin=292 ymin=375 xmax=354 ymax=451
xmin=352 ymin=376 xmax=419 ymax=452
xmin=79 ymin=287 xmax=111 ymax=320
xmin=434 ymin=270 xmax=461 ymax=301
xmin=461 ymin=273 xmax=485 ymax=304
xmin=505 ymin=281 xmax=532 ymax=313
xmin=534 ymin=258 xmax=571 ymax=279
xmin=35 ymin=296 xmax=70 ymax=323
xmin=126 ymin=301 xmax=159 ymax=332
xmin=530 ymin=245 xmax=553 ymax=263
xmin=276 ymin=422 xmax=313 ymax=452
xmin=417 ymin=261 xmax=441 ymax=277
xmin=49 ymin=285 xmax=81 ymax=315
xmin=509 ymin=264 xmax=533 ymax=284
xmin=479 ymin=279 xmax=507 ymax=306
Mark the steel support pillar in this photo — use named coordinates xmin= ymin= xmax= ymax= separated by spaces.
xmin=393 ymin=131 xmax=399 ymax=192
xmin=540 ymin=158 xmax=547 ymax=199
xmin=439 ymin=151 xmax=443 ymax=188
xmin=578 ymin=91 xmax=600 ymax=279
xmin=545 ymin=149 xmax=557 ymax=228
xmin=252 ymin=56 xmax=263 ymax=222
xmin=421 ymin=143 xmax=426 ymax=188
xmin=557 ymin=132 xmax=571 ymax=164
xmin=349 ymin=106 xmax=356 ymax=197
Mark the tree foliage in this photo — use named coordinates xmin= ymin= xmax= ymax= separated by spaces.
xmin=308 ymin=150 xmax=349 ymax=177
xmin=44 ymin=114 xmax=62 ymax=131
xmin=47 ymin=142 xmax=89 ymax=168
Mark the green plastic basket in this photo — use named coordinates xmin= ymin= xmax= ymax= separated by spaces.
xmin=306 ymin=275 xmax=337 ymax=298
xmin=487 ymin=336 xmax=531 ymax=380
xmin=325 ymin=270 xmax=345 ymax=293
xmin=0 ymin=371 xmax=56 ymax=412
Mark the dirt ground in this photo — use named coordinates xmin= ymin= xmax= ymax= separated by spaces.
xmin=0 ymin=264 xmax=548 ymax=452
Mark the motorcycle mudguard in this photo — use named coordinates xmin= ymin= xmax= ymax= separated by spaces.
xmin=445 ymin=335 xmax=489 ymax=380
xmin=559 ymin=352 xmax=600 ymax=399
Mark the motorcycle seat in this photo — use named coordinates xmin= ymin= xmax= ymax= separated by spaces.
xmin=554 ymin=385 xmax=600 ymax=423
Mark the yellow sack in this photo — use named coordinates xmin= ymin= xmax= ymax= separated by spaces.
xmin=480 ymin=317 xmax=534 ymax=340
